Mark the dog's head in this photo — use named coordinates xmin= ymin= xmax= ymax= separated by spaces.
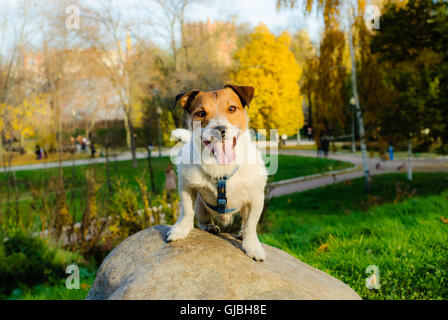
xmin=174 ymin=84 xmax=254 ymax=165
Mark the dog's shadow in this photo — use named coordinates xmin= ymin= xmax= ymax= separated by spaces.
xmin=215 ymin=232 xmax=244 ymax=251
xmin=157 ymin=225 xmax=244 ymax=252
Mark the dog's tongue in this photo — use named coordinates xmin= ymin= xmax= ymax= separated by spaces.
xmin=209 ymin=140 xmax=235 ymax=164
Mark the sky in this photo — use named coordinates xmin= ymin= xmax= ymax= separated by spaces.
xmin=189 ymin=0 xmax=323 ymax=42
xmin=1 ymin=0 xmax=324 ymax=53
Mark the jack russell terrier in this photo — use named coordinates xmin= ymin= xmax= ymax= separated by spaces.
xmin=167 ymin=84 xmax=267 ymax=262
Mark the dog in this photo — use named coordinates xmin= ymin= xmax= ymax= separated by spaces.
xmin=166 ymin=84 xmax=267 ymax=261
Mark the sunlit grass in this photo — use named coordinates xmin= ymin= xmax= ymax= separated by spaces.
xmin=261 ymin=173 xmax=448 ymax=299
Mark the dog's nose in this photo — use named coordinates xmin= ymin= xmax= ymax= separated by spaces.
xmin=213 ymin=126 xmax=227 ymax=138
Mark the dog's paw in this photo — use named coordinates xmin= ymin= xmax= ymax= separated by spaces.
xmin=166 ymin=224 xmax=192 ymax=242
xmin=243 ymin=239 xmax=266 ymax=262
xmin=199 ymin=223 xmax=220 ymax=234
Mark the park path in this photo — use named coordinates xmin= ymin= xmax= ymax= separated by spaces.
xmin=2 ymin=146 xmax=447 ymax=199
xmin=268 ymin=149 xmax=448 ymax=198
xmin=0 ymin=150 xmax=172 ymax=173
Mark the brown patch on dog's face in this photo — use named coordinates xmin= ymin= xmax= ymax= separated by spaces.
xmin=175 ymin=85 xmax=254 ymax=165
xmin=182 ymin=88 xmax=249 ymax=130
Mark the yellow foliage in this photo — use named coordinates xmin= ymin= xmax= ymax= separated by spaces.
xmin=230 ymin=24 xmax=304 ymax=136
xmin=126 ymin=30 xmax=132 ymax=55
xmin=1 ymin=94 xmax=50 ymax=142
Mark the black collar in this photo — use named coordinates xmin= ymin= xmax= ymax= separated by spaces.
xmin=202 ymin=165 xmax=239 ymax=214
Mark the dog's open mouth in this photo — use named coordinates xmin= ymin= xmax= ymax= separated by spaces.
xmin=203 ymin=136 xmax=237 ymax=165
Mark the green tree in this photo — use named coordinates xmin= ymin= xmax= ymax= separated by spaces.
xmin=370 ymin=0 xmax=448 ymax=178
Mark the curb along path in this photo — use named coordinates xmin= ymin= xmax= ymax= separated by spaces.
xmin=267 ymin=149 xmax=448 ymax=198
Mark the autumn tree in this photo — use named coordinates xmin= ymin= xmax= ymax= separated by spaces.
xmin=290 ymin=30 xmax=318 ymax=132
xmin=231 ymin=24 xmax=303 ymax=136
xmin=0 ymin=0 xmax=40 ymax=151
xmin=79 ymin=1 xmax=145 ymax=167
xmin=314 ymin=26 xmax=349 ymax=142
xmin=278 ymin=0 xmax=372 ymax=192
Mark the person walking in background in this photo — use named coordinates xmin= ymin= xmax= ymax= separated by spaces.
xmin=388 ymin=144 xmax=394 ymax=161
xmin=307 ymin=126 xmax=313 ymax=140
xmin=322 ymin=136 xmax=330 ymax=158
xmin=317 ymin=136 xmax=324 ymax=158
xmin=35 ymin=144 xmax=41 ymax=160
xmin=164 ymin=164 xmax=177 ymax=201
xmin=81 ymin=137 xmax=87 ymax=153
xmin=89 ymin=133 xmax=96 ymax=158
xmin=90 ymin=142 xmax=96 ymax=158
xmin=281 ymin=134 xmax=287 ymax=147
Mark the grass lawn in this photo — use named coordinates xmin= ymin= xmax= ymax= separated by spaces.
xmin=1 ymin=154 xmax=351 ymax=300
xmin=265 ymin=154 xmax=353 ymax=182
xmin=260 ymin=172 xmax=448 ymax=299
xmin=1 ymin=154 xmax=352 ymax=186
xmin=7 ymin=268 xmax=96 ymax=300
xmin=0 ymin=154 xmax=351 ymax=210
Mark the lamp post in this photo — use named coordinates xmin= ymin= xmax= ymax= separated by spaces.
xmin=349 ymin=97 xmax=356 ymax=153
xmin=157 ymin=106 xmax=162 ymax=158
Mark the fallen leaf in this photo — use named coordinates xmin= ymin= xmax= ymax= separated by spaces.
xmin=440 ymin=216 xmax=448 ymax=224
xmin=317 ymin=243 xmax=329 ymax=254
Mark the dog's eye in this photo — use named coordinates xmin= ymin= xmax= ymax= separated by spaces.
xmin=228 ymin=106 xmax=237 ymax=113
xmin=194 ymin=110 xmax=206 ymax=118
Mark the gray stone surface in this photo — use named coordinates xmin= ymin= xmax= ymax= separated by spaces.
xmin=87 ymin=225 xmax=361 ymax=300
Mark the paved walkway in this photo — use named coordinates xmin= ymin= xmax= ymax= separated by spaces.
xmin=268 ymin=150 xmax=448 ymax=198
xmin=2 ymin=147 xmax=447 ymax=199
xmin=0 ymin=150 xmax=173 ymax=173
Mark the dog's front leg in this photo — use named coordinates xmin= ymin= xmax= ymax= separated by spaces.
xmin=241 ymin=200 xmax=266 ymax=262
xmin=167 ymin=188 xmax=196 ymax=242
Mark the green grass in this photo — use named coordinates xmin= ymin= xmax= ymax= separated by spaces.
xmin=0 ymin=232 xmax=95 ymax=300
xmin=266 ymin=154 xmax=353 ymax=182
xmin=0 ymin=155 xmax=351 ymax=210
xmin=0 ymin=157 xmax=172 ymax=224
xmin=260 ymin=173 xmax=448 ymax=299
xmin=0 ymin=156 xmax=171 ymax=195
xmin=0 ymin=154 xmax=351 ymax=300
xmin=0 ymin=154 xmax=351 ymax=232
xmin=1 ymin=154 xmax=351 ymax=189
xmin=7 ymin=267 xmax=96 ymax=300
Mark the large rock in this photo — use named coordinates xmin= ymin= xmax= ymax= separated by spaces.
xmin=87 ymin=225 xmax=361 ymax=300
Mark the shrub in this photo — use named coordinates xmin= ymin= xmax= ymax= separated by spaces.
xmin=0 ymin=233 xmax=82 ymax=298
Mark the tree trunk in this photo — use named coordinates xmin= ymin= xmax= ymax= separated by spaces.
xmin=123 ymin=111 xmax=131 ymax=149
xmin=307 ymin=91 xmax=312 ymax=128
xmin=126 ymin=112 xmax=137 ymax=168
xmin=351 ymin=106 xmax=356 ymax=153
xmin=105 ymin=117 xmax=112 ymax=194
xmin=407 ymin=139 xmax=413 ymax=181
xmin=147 ymin=148 xmax=157 ymax=194
xmin=347 ymin=9 xmax=370 ymax=193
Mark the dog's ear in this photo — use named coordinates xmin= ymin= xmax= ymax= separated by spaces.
xmin=224 ymin=84 xmax=255 ymax=108
xmin=173 ymin=89 xmax=201 ymax=111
